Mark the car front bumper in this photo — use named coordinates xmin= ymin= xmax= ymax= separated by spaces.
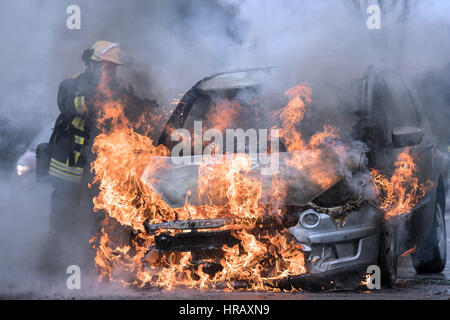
xmin=288 ymin=202 xmax=383 ymax=278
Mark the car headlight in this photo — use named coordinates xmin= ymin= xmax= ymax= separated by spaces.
xmin=16 ymin=164 xmax=30 ymax=176
xmin=299 ymin=209 xmax=321 ymax=229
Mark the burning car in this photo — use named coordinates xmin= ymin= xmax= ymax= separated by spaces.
xmin=91 ymin=65 xmax=447 ymax=291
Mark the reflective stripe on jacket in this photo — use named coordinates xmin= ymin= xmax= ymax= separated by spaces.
xmin=48 ymin=115 xmax=88 ymax=183
xmin=49 ymin=158 xmax=83 ymax=183
xmin=49 ymin=71 xmax=93 ymax=184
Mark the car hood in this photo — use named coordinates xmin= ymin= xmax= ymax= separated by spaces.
xmin=141 ymin=150 xmax=354 ymax=208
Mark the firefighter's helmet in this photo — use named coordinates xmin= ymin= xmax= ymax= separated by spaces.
xmin=88 ymin=41 xmax=123 ymax=65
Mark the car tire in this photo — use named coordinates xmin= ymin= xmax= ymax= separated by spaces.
xmin=412 ymin=201 xmax=447 ymax=274
xmin=378 ymin=225 xmax=397 ymax=288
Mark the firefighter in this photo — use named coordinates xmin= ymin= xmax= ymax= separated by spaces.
xmin=38 ymin=40 xmax=161 ymax=279
xmin=38 ymin=41 xmax=124 ymax=276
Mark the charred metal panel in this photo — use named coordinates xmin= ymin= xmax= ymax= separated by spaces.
xmin=154 ymin=230 xmax=239 ymax=252
xmin=144 ymin=218 xmax=230 ymax=233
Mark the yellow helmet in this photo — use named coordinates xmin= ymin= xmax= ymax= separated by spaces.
xmin=89 ymin=40 xmax=123 ymax=65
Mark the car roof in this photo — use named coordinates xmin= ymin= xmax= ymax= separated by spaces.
xmin=196 ymin=67 xmax=277 ymax=92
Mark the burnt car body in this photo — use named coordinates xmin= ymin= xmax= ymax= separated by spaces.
xmin=148 ymin=65 xmax=447 ymax=289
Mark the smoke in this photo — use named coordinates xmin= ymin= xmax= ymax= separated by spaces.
xmin=2 ymin=0 xmax=450 ymax=139
xmin=0 ymin=0 xmax=449 ymax=297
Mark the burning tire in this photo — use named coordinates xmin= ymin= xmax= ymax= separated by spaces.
xmin=378 ymin=225 xmax=397 ymax=288
xmin=412 ymin=199 xmax=447 ymax=274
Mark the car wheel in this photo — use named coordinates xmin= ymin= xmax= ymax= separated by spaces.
xmin=378 ymin=225 xmax=397 ymax=288
xmin=412 ymin=201 xmax=447 ymax=273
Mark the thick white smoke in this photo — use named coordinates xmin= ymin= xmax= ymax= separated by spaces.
xmin=0 ymin=0 xmax=449 ymax=297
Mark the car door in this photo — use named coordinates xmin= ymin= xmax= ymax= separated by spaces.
xmin=383 ymin=71 xmax=439 ymax=245
xmin=383 ymin=71 xmax=433 ymax=190
xmin=364 ymin=67 xmax=431 ymax=178
xmin=364 ymin=66 xmax=435 ymax=248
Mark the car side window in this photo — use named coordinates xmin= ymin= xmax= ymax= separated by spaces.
xmin=380 ymin=72 xmax=421 ymax=129
xmin=370 ymin=78 xmax=391 ymax=146
xmin=183 ymin=93 xmax=211 ymax=133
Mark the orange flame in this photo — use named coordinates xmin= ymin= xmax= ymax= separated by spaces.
xmin=371 ymin=148 xmax=433 ymax=219
xmin=90 ymin=81 xmax=315 ymax=290
xmin=206 ymin=99 xmax=242 ymax=133
xmin=401 ymin=245 xmax=417 ymax=257
xmin=276 ymin=84 xmax=345 ymax=190
xmin=90 ymin=79 xmax=430 ymax=291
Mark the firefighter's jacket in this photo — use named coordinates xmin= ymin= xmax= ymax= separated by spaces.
xmin=48 ymin=72 xmax=161 ymax=183
xmin=48 ymin=72 xmax=96 ymax=183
